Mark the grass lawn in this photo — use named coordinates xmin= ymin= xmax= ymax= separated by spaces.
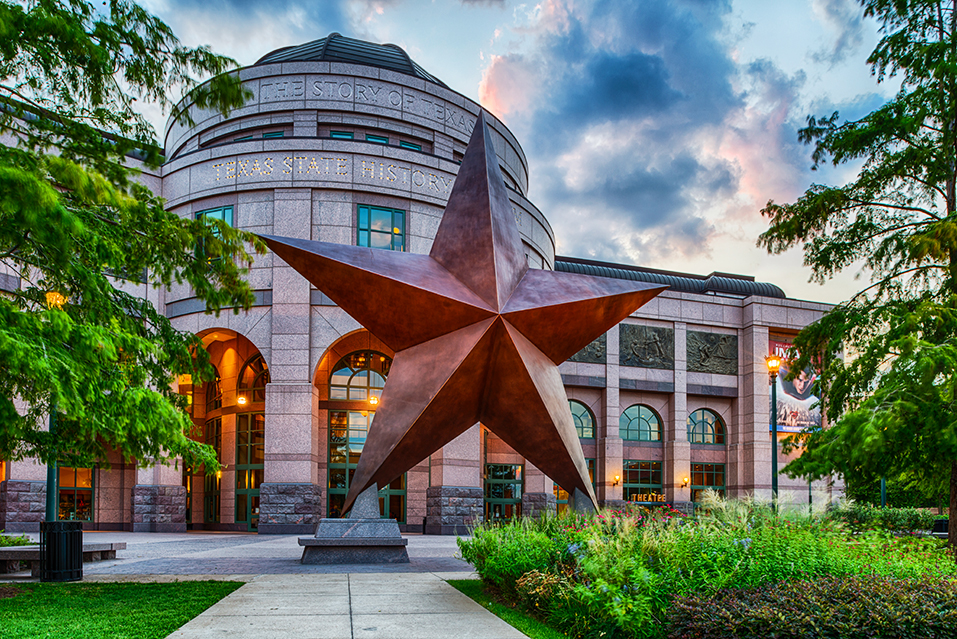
xmin=0 ymin=580 xmax=243 ymax=638
xmin=447 ymin=579 xmax=568 ymax=639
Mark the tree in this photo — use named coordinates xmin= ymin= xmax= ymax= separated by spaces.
xmin=759 ymin=0 xmax=957 ymax=545
xmin=0 ymin=0 xmax=262 ymax=472
xmin=846 ymin=471 xmax=946 ymax=509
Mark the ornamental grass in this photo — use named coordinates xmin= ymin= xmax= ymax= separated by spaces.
xmin=457 ymin=492 xmax=956 ymax=639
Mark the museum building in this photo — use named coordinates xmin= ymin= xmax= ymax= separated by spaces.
xmin=0 ymin=33 xmax=840 ymax=534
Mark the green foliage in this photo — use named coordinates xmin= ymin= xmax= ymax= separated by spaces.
xmin=0 ymin=0 xmax=262 ymax=470
xmin=459 ymin=498 xmax=956 ymax=638
xmin=0 ymin=0 xmax=250 ymax=180
xmin=845 ymin=471 xmax=945 ymax=508
xmin=827 ymin=501 xmax=937 ymax=532
xmin=0 ymin=531 xmax=31 ymax=546
xmin=0 ymin=580 xmax=243 ymax=638
xmin=458 ymin=519 xmax=568 ymax=594
xmin=667 ymin=575 xmax=957 ymax=639
xmin=757 ymin=1 xmax=957 ymax=540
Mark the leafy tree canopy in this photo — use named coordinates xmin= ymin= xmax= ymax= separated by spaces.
xmin=759 ymin=0 xmax=957 ymax=540
xmin=0 ymin=0 xmax=262 ymax=471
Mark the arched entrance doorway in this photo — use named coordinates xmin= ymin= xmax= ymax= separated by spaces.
xmin=315 ymin=330 xmax=412 ymax=525
xmin=182 ymin=329 xmax=269 ymax=532
xmin=325 ymin=350 xmax=406 ymax=522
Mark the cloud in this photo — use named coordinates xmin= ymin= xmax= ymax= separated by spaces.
xmin=478 ymin=54 xmax=540 ymax=117
xmin=461 ymin=0 xmax=506 ymax=6
xmin=717 ymin=58 xmax=808 ymax=210
xmin=142 ymin=0 xmax=352 ymax=65
xmin=347 ymin=0 xmax=406 ymax=29
xmin=479 ymin=0 xmax=814 ymax=270
xmin=810 ymin=0 xmax=865 ymax=66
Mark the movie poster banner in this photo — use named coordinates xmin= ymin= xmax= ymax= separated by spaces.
xmin=769 ymin=339 xmax=821 ymax=433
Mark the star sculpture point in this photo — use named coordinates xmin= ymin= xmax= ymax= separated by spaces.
xmin=260 ymin=112 xmax=666 ymax=515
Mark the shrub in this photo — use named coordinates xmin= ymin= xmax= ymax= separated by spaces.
xmin=459 ymin=495 xmax=956 ymax=638
xmin=827 ymin=502 xmax=936 ymax=532
xmin=0 ymin=531 xmax=32 ymax=547
xmin=667 ymin=575 xmax=957 ymax=639
xmin=515 ymin=569 xmax=570 ymax=610
xmin=457 ymin=522 xmax=566 ymax=594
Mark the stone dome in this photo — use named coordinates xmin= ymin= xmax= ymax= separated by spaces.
xmin=255 ymin=32 xmax=448 ymax=88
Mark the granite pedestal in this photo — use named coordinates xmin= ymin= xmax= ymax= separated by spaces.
xmin=299 ymin=485 xmax=409 ymax=564
xmin=572 ymin=488 xmax=597 ymax=514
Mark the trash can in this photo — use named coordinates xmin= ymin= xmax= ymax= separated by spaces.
xmin=39 ymin=521 xmax=83 ymax=582
xmin=933 ymin=518 xmax=949 ymax=534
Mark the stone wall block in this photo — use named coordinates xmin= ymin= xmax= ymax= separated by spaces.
xmin=521 ymin=492 xmax=557 ymax=519
xmin=258 ymin=482 xmax=322 ymax=534
xmin=0 ymin=480 xmax=46 ymax=532
xmin=130 ymin=484 xmax=187 ymax=532
xmin=425 ymin=486 xmax=483 ymax=534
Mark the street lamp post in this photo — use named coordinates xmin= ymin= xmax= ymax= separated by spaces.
xmin=44 ymin=412 xmax=57 ymax=521
xmin=43 ymin=292 xmax=65 ymax=524
xmin=40 ymin=292 xmax=82 ymax=582
xmin=766 ymin=355 xmax=782 ymax=510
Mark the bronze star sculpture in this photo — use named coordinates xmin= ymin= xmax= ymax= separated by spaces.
xmin=260 ymin=112 xmax=665 ymax=513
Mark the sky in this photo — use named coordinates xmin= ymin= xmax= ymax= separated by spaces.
xmin=139 ymin=0 xmax=895 ymax=304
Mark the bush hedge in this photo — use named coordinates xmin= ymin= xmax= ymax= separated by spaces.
xmin=826 ymin=502 xmax=937 ymax=532
xmin=458 ymin=494 xmax=956 ymax=639
xmin=668 ymin=575 xmax=957 ymax=639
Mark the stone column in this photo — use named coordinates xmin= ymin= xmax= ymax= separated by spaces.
xmin=600 ymin=326 xmax=624 ymax=509
xmin=0 ymin=472 xmax=46 ymax=533
xmin=405 ymin=459 xmax=430 ymax=532
xmin=426 ymin=424 xmax=483 ymax=534
xmin=733 ymin=322 xmax=771 ymax=502
xmin=0 ymin=434 xmax=53 ymax=532
xmin=737 ymin=304 xmax=773 ymax=503
xmin=131 ymin=463 xmax=187 ymax=532
xmin=521 ymin=462 xmax=556 ymax=518
xmin=666 ymin=322 xmax=692 ymax=511
xmin=259 ymin=190 xmax=323 ymax=534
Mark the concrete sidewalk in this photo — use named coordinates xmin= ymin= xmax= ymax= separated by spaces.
xmin=8 ymin=530 xmax=473 ymax=576
xmin=1 ymin=531 xmax=529 ymax=638
xmin=165 ymin=572 xmax=527 ymax=639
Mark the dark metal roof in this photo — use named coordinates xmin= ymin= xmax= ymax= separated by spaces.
xmin=255 ymin=33 xmax=449 ymax=88
xmin=555 ymin=256 xmax=786 ymax=299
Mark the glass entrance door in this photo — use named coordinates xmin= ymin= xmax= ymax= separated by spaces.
xmin=484 ymin=464 xmax=523 ymax=523
xmin=328 ymin=409 xmax=406 ymax=522
xmin=235 ymin=412 xmax=264 ymax=531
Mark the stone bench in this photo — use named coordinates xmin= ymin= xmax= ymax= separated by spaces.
xmin=0 ymin=542 xmax=127 ymax=576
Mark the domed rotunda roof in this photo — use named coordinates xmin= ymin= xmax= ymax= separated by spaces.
xmin=255 ymin=32 xmax=448 ymax=88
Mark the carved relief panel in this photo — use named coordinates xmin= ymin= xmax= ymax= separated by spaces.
xmin=619 ymin=325 xmax=674 ymax=370
xmin=687 ymin=331 xmax=738 ymax=375
xmin=568 ymin=333 xmax=606 ymax=364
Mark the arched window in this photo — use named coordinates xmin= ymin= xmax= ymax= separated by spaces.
xmin=329 ymin=351 xmax=391 ymax=401
xmin=205 ymin=365 xmax=222 ymax=414
xmin=620 ymin=404 xmax=662 ymax=442
xmin=238 ymin=353 xmax=270 ymax=403
xmin=569 ymin=400 xmax=595 ymax=439
xmin=687 ymin=408 xmax=726 ymax=445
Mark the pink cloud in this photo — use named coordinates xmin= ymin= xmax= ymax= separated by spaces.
xmin=714 ymin=64 xmax=808 ymax=219
xmin=478 ymin=53 xmax=539 ymax=118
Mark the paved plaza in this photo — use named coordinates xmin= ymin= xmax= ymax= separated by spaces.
xmin=1 ymin=531 xmax=527 ymax=638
